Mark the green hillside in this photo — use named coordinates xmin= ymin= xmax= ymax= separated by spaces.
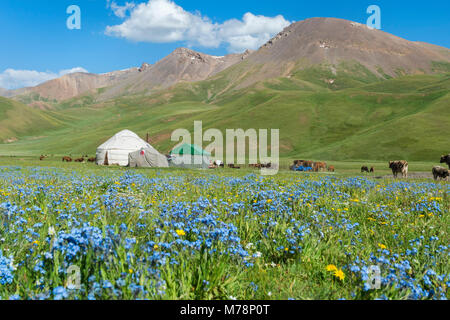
xmin=0 ymin=97 xmax=64 ymax=143
xmin=0 ymin=70 xmax=449 ymax=162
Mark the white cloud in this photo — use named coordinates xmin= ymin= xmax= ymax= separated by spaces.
xmin=0 ymin=67 xmax=88 ymax=90
xmin=105 ymin=0 xmax=291 ymax=52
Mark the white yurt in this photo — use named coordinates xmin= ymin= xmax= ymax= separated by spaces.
xmin=96 ymin=130 xmax=152 ymax=166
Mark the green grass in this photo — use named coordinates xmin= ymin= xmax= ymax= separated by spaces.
xmin=0 ymin=162 xmax=448 ymax=300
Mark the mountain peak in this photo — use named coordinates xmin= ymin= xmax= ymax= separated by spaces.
xmin=248 ymin=17 xmax=450 ymax=78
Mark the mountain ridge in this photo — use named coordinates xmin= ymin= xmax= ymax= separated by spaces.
xmin=5 ymin=18 xmax=450 ymax=106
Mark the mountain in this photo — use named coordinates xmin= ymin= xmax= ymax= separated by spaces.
xmin=7 ymin=68 xmax=139 ymax=106
xmin=95 ymin=48 xmax=252 ymax=100
xmin=203 ymin=17 xmax=450 ymax=92
xmin=8 ymin=48 xmax=251 ymax=105
xmin=9 ymin=18 xmax=450 ymax=105
xmin=0 ymin=87 xmax=9 ymax=97
xmin=0 ymin=18 xmax=449 ymax=161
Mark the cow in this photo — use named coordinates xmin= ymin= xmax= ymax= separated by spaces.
xmin=87 ymin=157 xmax=96 ymax=163
xmin=39 ymin=155 xmax=46 ymax=161
xmin=328 ymin=165 xmax=335 ymax=172
xmin=74 ymin=157 xmax=85 ymax=163
xmin=370 ymin=167 xmax=375 ymax=173
xmin=228 ymin=164 xmax=241 ymax=169
xmin=440 ymin=154 xmax=450 ymax=169
xmin=432 ymin=166 xmax=449 ymax=181
xmin=62 ymin=156 xmax=72 ymax=162
xmin=389 ymin=160 xmax=408 ymax=178
xmin=361 ymin=166 xmax=369 ymax=173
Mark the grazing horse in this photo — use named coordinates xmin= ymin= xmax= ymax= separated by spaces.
xmin=87 ymin=157 xmax=96 ymax=163
xmin=370 ymin=167 xmax=375 ymax=173
xmin=303 ymin=161 xmax=313 ymax=168
xmin=39 ymin=155 xmax=45 ymax=161
xmin=361 ymin=166 xmax=369 ymax=173
xmin=328 ymin=165 xmax=335 ymax=172
xmin=314 ymin=162 xmax=327 ymax=172
xmin=74 ymin=157 xmax=85 ymax=163
xmin=62 ymin=156 xmax=72 ymax=162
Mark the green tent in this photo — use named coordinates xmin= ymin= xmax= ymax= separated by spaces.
xmin=169 ymin=143 xmax=211 ymax=169
xmin=170 ymin=143 xmax=211 ymax=156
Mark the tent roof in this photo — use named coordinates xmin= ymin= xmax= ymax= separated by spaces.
xmin=97 ymin=130 xmax=154 ymax=151
xmin=170 ymin=143 xmax=210 ymax=156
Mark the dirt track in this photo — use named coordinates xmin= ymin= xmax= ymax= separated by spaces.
xmin=374 ymin=172 xmax=436 ymax=180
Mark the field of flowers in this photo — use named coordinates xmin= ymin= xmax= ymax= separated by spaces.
xmin=0 ymin=165 xmax=448 ymax=300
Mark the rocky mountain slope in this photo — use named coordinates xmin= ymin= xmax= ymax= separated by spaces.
xmin=5 ymin=68 xmax=139 ymax=102
xmin=5 ymin=48 xmax=251 ymax=104
xmin=96 ymin=48 xmax=252 ymax=100
xmin=205 ymin=17 xmax=450 ymax=91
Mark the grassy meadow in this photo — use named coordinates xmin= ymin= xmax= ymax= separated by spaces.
xmin=0 ymin=159 xmax=448 ymax=300
xmin=1 ymin=71 xmax=449 ymax=162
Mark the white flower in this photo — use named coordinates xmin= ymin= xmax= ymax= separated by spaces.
xmin=48 ymin=226 xmax=56 ymax=236
xmin=268 ymin=291 xmax=272 ymax=296
xmin=245 ymin=243 xmax=254 ymax=249
xmin=229 ymin=296 xmax=237 ymax=300
xmin=254 ymin=251 xmax=262 ymax=258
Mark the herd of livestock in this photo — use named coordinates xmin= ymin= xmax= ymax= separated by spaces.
xmin=288 ymin=154 xmax=450 ymax=181
xmin=36 ymin=153 xmax=450 ymax=181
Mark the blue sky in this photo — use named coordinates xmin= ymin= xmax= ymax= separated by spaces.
xmin=0 ymin=0 xmax=449 ymax=89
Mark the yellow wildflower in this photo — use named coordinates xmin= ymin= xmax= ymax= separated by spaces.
xmin=334 ymin=269 xmax=345 ymax=281
xmin=176 ymin=229 xmax=186 ymax=236
xmin=326 ymin=264 xmax=338 ymax=272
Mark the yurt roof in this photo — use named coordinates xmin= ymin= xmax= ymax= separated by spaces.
xmin=97 ymin=130 xmax=154 ymax=151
